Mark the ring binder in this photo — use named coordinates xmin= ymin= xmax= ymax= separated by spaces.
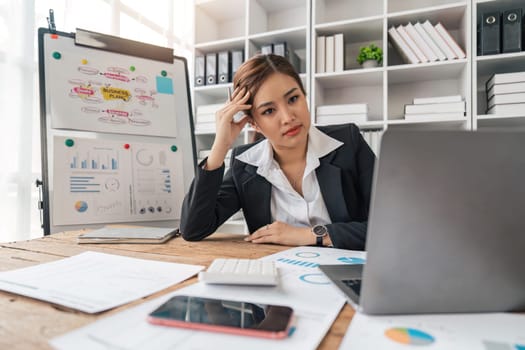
xmin=502 ymin=9 xmax=522 ymax=53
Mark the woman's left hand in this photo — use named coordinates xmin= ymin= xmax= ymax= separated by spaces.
xmin=244 ymin=221 xmax=315 ymax=246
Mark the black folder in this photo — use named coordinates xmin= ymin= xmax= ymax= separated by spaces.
xmin=480 ymin=11 xmax=501 ymax=55
xmin=502 ymin=8 xmax=522 ymax=53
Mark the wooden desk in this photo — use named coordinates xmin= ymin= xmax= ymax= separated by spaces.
xmin=0 ymin=231 xmax=355 ymax=350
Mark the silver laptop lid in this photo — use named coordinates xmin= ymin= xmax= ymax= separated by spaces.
xmin=361 ymin=130 xmax=525 ymax=314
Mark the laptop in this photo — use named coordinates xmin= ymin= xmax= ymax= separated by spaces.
xmin=320 ymin=130 xmax=525 ymax=315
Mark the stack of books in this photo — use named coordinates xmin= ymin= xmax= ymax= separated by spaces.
xmin=404 ymin=95 xmax=465 ymax=121
xmin=195 ymin=103 xmax=222 ymax=133
xmin=316 ymin=33 xmax=344 ymax=73
xmin=388 ymin=20 xmax=466 ymax=65
xmin=486 ymin=71 xmax=525 ymax=117
xmin=316 ymin=104 xmax=368 ymax=125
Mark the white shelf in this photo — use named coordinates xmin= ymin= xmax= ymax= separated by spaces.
xmin=472 ymin=0 xmax=525 ymax=129
xmin=314 ymin=0 xmax=383 ymax=24
xmin=316 ymin=69 xmax=383 ymax=87
xmin=194 ymin=37 xmax=245 ymax=53
xmin=388 ymin=2 xmax=468 ymax=25
xmin=388 ymin=60 xmax=468 ymax=84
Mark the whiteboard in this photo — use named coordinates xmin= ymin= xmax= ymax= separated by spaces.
xmin=38 ymin=28 xmax=196 ymax=234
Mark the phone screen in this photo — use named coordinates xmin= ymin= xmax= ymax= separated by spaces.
xmin=148 ymin=295 xmax=293 ymax=338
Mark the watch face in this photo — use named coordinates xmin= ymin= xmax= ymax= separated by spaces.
xmin=312 ymin=225 xmax=327 ymax=237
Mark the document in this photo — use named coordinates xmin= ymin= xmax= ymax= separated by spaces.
xmin=260 ymin=246 xmax=367 ymax=271
xmin=51 ymin=253 xmax=347 ymax=349
xmin=0 ymin=251 xmax=204 ymax=313
xmin=339 ymin=311 xmax=525 ymax=349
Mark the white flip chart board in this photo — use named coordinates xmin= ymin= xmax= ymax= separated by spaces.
xmin=38 ymin=28 xmax=196 ymax=234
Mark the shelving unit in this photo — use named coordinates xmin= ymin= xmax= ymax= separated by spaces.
xmin=472 ymin=0 xmax=525 ymax=129
xmin=192 ymin=0 xmax=523 ymax=232
xmin=312 ymin=0 xmax=471 ymax=131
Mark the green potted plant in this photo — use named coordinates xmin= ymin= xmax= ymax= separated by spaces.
xmin=356 ymin=44 xmax=383 ymax=68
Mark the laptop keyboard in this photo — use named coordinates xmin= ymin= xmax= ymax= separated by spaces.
xmin=342 ymin=279 xmax=362 ymax=296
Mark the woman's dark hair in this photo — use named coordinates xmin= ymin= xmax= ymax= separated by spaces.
xmin=233 ymin=54 xmax=305 ymax=113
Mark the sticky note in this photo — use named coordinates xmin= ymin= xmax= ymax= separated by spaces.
xmin=156 ymin=76 xmax=174 ymax=94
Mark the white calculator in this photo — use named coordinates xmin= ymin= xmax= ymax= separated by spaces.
xmin=198 ymin=258 xmax=279 ymax=286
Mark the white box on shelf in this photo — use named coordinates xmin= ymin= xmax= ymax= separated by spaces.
xmin=486 ymin=72 xmax=525 ymax=90
xmin=487 ymin=103 xmax=525 ymax=116
xmin=487 ymin=82 xmax=525 ymax=97
xmin=404 ymin=112 xmax=465 ymax=122
xmin=196 ymin=113 xmax=216 ymax=123
xmin=317 ymin=103 xmax=368 ymax=115
xmin=405 ymin=101 xmax=465 ymax=114
xmin=488 ymin=92 xmax=525 ymax=108
xmin=316 ymin=114 xmax=368 ymax=125
xmin=413 ymin=95 xmax=463 ymax=104
xmin=196 ymin=103 xmax=223 ymax=114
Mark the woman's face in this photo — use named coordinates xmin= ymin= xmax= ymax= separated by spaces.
xmin=250 ymin=73 xmax=310 ymax=154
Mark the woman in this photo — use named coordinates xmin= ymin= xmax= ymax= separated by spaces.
xmin=180 ymin=54 xmax=375 ymax=250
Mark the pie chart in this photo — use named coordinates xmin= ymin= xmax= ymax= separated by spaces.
xmin=385 ymin=327 xmax=435 ymax=346
xmin=74 ymin=201 xmax=88 ymax=213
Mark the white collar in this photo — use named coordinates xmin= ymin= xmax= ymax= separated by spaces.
xmin=235 ymin=125 xmax=343 ymax=177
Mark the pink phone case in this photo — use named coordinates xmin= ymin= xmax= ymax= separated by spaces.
xmin=147 ymin=314 xmax=294 ymax=339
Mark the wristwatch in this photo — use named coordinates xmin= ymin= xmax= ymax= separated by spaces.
xmin=311 ymin=225 xmax=328 ymax=246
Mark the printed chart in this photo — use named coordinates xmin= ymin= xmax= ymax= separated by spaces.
xmin=340 ymin=312 xmax=525 ymax=350
xmin=385 ymin=327 xmax=435 ymax=346
xmin=52 ymin=136 xmax=184 ymax=225
xmin=261 ymin=246 xmax=367 ymax=272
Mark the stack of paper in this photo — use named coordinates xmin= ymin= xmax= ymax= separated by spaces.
xmin=316 ymin=104 xmax=368 ymax=125
xmin=403 ymin=95 xmax=465 ymax=121
xmin=486 ymin=71 xmax=525 ymax=117
xmin=195 ymin=103 xmax=222 ymax=133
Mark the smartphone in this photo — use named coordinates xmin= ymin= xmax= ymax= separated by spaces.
xmin=147 ymin=295 xmax=294 ymax=339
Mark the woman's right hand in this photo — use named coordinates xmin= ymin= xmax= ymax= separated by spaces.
xmin=206 ymin=87 xmax=251 ymax=170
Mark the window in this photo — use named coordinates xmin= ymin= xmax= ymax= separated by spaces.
xmin=0 ymin=0 xmax=193 ymax=242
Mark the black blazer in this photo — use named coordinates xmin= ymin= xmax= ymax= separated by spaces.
xmin=180 ymin=123 xmax=376 ymax=250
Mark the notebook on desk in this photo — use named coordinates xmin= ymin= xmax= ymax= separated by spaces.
xmin=320 ymin=130 xmax=525 ymax=315
xmin=78 ymin=226 xmax=179 ymax=244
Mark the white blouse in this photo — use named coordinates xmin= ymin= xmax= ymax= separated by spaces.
xmin=235 ymin=126 xmax=343 ymax=228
